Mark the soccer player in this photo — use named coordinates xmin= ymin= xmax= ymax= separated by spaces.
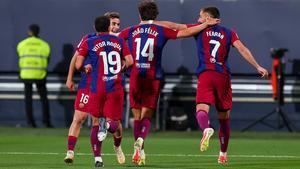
xmin=75 ymin=15 xmax=133 ymax=167
xmin=119 ymin=0 xmax=220 ymax=165
xmin=63 ymin=12 xmax=125 ymax=164
xmin=190 ymin=7 xmax=268 ymax=164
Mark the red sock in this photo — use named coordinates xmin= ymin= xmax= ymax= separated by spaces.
xmin=139 ymin=118 xmax=151 ymax=139
xmin=90 ymin=126 xmax=102 ymax=157
xmin=196 ymin=110 xmax=210 ymax=130
xmin=219 ymin=119 xmax=230 ymax=152
xmin=67 ymin=136 xmax=77 ymax=151
xmin=133 ymin=120 xmax=141 ymax=140
xmin=114 ymin=135 xmax=122 ymax=147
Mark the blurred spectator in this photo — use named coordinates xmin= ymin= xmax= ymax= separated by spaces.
xmin=17 ymin=24 xmax=52 ymax=128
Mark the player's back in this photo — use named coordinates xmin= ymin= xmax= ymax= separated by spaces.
xmin=194 ymin=24 xmax=239 ymax=75
xmin=120 ymin=24 xmax=177 ymax=79
xmin=86 ymin=33 xmax=126 ymax=93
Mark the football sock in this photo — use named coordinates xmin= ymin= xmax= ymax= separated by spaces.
xmin=90 ymin=126 xmax=102 ymax=157
xmin=219 ymin=118 xmax=230 ymax=152
xmin=196 ymin=110 xmax=210 ymax=130
xmin=107 ymin=120 xmax=118 ymax=134
xmin=67 ymin=136 xmax=77 ymax=151
xmin=133 ymin=120 xmax=141 ymax=140
xmin=139 ymin=117 xmax=151 ymax=139
xmin=113 ymin=135 xmax=122 ymax=147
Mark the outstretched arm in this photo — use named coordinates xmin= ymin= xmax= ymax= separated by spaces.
xmin=154 ymin=21 xmax=187 ymax=30
xmin=176 ymin=18 xmax=220 ymax=38
xmin=233 ymin=40 xmax=269 ymax=78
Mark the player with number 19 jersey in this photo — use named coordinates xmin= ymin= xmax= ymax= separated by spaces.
xmin=77 ymin=33 xmax=131 ymax=120
xmin=119 ymin=24 xmax=178 ymax=109
xmin=74 ymin=33 xmax=96 ymax=112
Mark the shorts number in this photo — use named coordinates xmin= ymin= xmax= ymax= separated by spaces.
xmin=135 ymin=38 xmax=154 ymax=61
xmin=100 ymin=51 xmax=121 ymax=75
xmin=80 ymin=94 xmax=89 ymax=104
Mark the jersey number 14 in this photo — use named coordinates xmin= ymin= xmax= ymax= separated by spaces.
xmin=135 ymin=38 xmax=154 ymax=61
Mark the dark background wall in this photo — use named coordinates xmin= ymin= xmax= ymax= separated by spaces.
xmin=0 ymin=0 xmax=299 ymax=74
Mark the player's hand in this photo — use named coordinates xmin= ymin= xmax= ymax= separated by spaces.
xmin=121 ymin=60 xmax=126 ymax=72
xmin=66 ymin=79 xmax=75 ymax=91
xmin=84 ymin=64 xmax=92 ymax=74
xmin=257 ymin=66 xmax=269 ymax=78
xmin=205 ymin=17 xmax=220 ymax=26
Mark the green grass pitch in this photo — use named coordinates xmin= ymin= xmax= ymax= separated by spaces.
xmin=0 ymin=127 xmax=300 ymax=169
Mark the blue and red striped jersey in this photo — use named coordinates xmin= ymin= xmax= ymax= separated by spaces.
xmin=77 ymin=33 xmax=131 ymax=93
xmin=191 ymin=24 xmax=239 ymax=75
xmin=76 ymin=33 xmax=96 ymax=89
xmin=119 ymin=24 xmax=178 ymax=80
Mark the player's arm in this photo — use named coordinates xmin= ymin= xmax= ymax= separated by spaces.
xmin=66 ymin=51 xmax=78 ymax=91
xmin=122 ymin=54 xmax=134 ymax=71
xmin=233 ymin=40 xmax=269 ymax=78
xmin=121 ymin=39 xmax=133 ymax=71
xmin=154 ymin=21 xmax=187 ymax=30
xmin=75 ymin=39 xmax=89 ymax=71
xmin=75 ymin=55 xmax=85 ymax=71
xmin=176 ymin=18 xmax=220 ymax=38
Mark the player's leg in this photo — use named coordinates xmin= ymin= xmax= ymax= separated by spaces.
xmin=197 ymin=103 xmax=214 ymax=152
xmin=196 ymin=72 xmax=215 ymax=152
xmin=113 ymin=121 xmax=125 ymax=164
xmin=214 ymin=72 xmax=232 ymax=164
xmin=103 ymin=89 xmax=126 ymax=164
xmin=217 ymin=110 xmax=230 ymax=164
xmin=64 ymin=110 xmax=88 ymax=164
xmin=90 ymin=116 xmax=104 ymax=167
xmin=133 ymin=107 xmax=154 ymax=166
xmin=64 ymin=88 xmax=91 ymax=164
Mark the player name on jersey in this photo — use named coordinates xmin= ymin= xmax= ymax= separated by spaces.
xmin=206 ymin=31 xmax=224 ymax=39
xmin=132 ymin=27 xmax=159 ymax=38
xmin=92 ymin=41 xmax=121 ymax=52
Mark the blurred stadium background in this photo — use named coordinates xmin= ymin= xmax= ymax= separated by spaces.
xmin=0 ymin=0 xmax=300 ymax=168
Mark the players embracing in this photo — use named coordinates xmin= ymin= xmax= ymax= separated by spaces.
xmin=119 ymin=0 xmax=219 ymax=166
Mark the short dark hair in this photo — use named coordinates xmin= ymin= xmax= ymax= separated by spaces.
xmin=138 ymin=0 xmax=159 ymax=21
xmin=29 ymin=24 xmax=40 ymax=37
xmin=104 ymin=11 xmax=120 ymax=19
xmin=202 ymin=7 xmax=220 ymax=19
xmin=94 ymin=16 xmax=110 ymax=32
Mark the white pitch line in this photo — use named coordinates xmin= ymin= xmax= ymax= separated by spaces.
xmin=0 ymin=152 xmax=299 ymax=159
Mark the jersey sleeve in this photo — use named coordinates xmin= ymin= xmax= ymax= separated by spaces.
xmin=121 ymin=39 xmax=131 ymax=59
xmin=76 ymin=35 xmax=88 ymax=49
xmin=77 ymin=39 xmax=89 ymax=57
xmin=119 ymin=27 xmax=130 ymax=40
xmin=163 ymin=27 xmax=178 ymax=39
xmin=230 ymin=30 xmax=239 ymax=45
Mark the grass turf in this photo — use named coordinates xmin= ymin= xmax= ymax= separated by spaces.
xmin=0 ymin=127 xmax=300 ymax=169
